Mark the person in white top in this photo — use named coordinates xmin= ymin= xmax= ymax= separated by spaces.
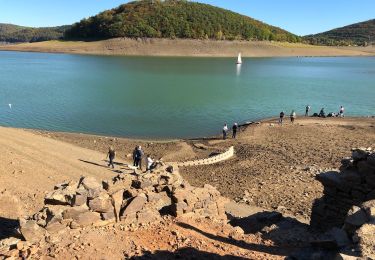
xmin=290 ymin=110 xmax=296 ymax=123
xmin=146 ymin=155 xmax=154 ymax=171
xmin=339 ymin=106 xmax=345 ymax=117
xmin=222 ymin=124 xmax=228 ymax=140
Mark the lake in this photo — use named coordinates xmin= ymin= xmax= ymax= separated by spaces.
xmin=0 ymin=51 xmax=374 ymax=138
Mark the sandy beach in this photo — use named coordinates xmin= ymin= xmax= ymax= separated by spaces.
xmin=1 ymin=38 xmax=374 ymax=57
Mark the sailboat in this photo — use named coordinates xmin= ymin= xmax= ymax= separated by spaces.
xmin=236 ymin=52 xmax=242 ymax=64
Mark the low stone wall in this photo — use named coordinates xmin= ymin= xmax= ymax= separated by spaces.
xmin=177 ymin=146 xmax=234 ymax=167
xmin=311 ymin=148 xmax=375 ymax=230
xmin=16 ymin=167 xmax=229 ymax=247
xmin=309 ymin=148 xmax=375 ymax=257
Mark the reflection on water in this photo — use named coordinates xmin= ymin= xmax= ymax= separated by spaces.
xmin=236 ymin=64 xmax=242 ymax=76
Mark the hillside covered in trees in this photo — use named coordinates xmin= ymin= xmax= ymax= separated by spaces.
xmin=65 ymin=0 xmax=300 ymax=42
xmin=303 ymin=19 xmax=375 ymax=46
xmin=0 ymin=24 xmax=69 ymax=43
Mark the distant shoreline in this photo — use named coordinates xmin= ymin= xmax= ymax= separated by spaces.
xmin=3 ymin=116 xmax=373 ymax=142
xmin=0 ymin=38 xmax=374 ymax=57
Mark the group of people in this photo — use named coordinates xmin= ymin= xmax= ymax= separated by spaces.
xmin=279 ymin=105 xmax=345 ymax=125
xmin=106 ymin=145 xmax=161 ymax=172
xmin=222 ymin=122 xmax=238 ymax=140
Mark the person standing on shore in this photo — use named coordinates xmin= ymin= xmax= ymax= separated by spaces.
xmin=305 ymin=105 xmax=311 ymax=117
xmin=279 ymin=111 xmax=285 ymax=125
xmin=339 ymin=106 xmax=345 ymax=117
xmin=223 ymin=124 xmax=228 ymax=140
xmin=146 ymin=155 xmax=154 ymax=172
xmin=132 ymin=146 xmax=138 ymax=167
xmin=232 ymin=123 xmax=238 ymax=139
xmin=107 ymin=146 xmax=116 ymax=169
xmin=290 ymin=110 xmax=296 ymax=123
xmin=319 ymin=108 xmax=326 ymax=118
xmin=134 ymin=145 xmax=144 ymax=170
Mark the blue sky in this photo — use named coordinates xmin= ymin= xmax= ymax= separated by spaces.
xmin=0 ymin=0 xmax=374 ymax=36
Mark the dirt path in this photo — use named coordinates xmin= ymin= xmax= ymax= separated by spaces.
xmin=0 ymin=126 xmax=130 ymax=216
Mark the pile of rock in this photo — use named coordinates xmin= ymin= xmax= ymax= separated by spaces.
xmin=17 ymin=166 xmax=229 ymax=246
xmin=310 ymin=148 xmax=375 ymax=257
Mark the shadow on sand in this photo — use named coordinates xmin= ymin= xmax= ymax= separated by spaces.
xmin=0 ymin=217 xmax=20 ymax=240
xmin=176 ymin=222 xmax=288 ymax=257
xmin=130 ymin=247 xmax=244 ymax=259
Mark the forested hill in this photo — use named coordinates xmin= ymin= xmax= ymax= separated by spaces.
xmin=304 ymin=19 xmax=375 ymax=46
xmin=65 ymin=0 xmax=300 ymax=42
xmin=0 ymin=24 xmax=69 ymax=43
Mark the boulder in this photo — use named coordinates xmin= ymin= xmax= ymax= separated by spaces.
xmin=19 ymin=219 xmax=46 ymax=243
xmin=132 ymin=179 xmax=154 ymax=189
xmin=352 ymin=149 xmax=369 ymax=161
xmin=44 ymin=189 xmax=75 ymax=205
xmin=345 ymin=206 xmax=368 ymax=227
xmin=62 ymin=206 xmax=89 ymax=220
xmin=171 ymin=201 xmax=189 ymax=216
xmin=45 ymin=220 xmax=67 ymax=233
xmin=79 ymin=176 xmax=103 ymax=199
xmin=326 ymin=227 xmax=351 ymax=247
xmin=88 ymin=193 xmax=113 ymax=213
xmin=361 ymin=200 xmax=375 ymax=221
xmin=72 ymin=192 xmax=88 ymax=207
xmin=355 ymin=223 xmax=375 ymax=258
xmin=110 ymin=189 xmax=124 ymax=222
xmin=101 ymin=211 xmax=116 ymax=221
xmin=146 ymin=191 xmax=172 ymax=210
xmin=121 ymin=194 xmax=147 ymax=218
xmin=136 ymin=208 xmax=161 ymax=224
xmin=80 ymin=176 xmax=101 ymax=190
xmin=71 ymin=211 xmax=102 ymax=228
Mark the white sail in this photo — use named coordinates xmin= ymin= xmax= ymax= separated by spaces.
xmin=237 ymin=53 xmax=242 ymax=64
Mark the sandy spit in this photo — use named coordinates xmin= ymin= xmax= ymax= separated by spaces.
xmin=1 ymin=38 xmax=374 ymax=57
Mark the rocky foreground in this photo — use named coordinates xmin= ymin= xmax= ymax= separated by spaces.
xmin=1 ymin=147 xmax=375 ymax=259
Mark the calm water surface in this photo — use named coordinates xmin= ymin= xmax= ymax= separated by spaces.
xmin=0 ymin=51 xmax=374 ymax=138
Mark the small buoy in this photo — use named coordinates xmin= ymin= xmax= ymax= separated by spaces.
xmin=8 ymin=104 xmax=12 ymax=109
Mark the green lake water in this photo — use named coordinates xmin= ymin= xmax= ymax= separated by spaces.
xmin=0 ymin=51 xmax=374 ymax=138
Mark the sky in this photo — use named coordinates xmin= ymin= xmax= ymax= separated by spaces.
xmin=0 ymin=0 xmax=374 ymax=36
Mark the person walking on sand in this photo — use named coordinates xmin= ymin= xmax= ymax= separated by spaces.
xmin=107 ymin=146 xmax=116 ymax=169
xmin=305 ymin=105 xmax=311 ymax=117
xmin=279 ymin=111 xmax=285 ymax=125
xmin=290 ymin=110 xmax=296 ymax=123
xmin=232 ymin=123 xmax=238 ymax=139
xmin=339 ymin=106 xmax=345 ymax=117
xmin=223 ymin=124 xmax=228 ymax=140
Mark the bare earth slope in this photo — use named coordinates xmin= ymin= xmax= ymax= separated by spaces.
xmin=0 ymin=117 xmax=374 ymax=259
xmin=1 ymin=38 xmax=374 ymax=57
xmin=25 ymin=117 xmax=375 ymax=222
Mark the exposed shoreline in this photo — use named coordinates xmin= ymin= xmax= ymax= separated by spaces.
xmin=1 ymin=116 xmax=374 ymax=220
xmin=1 ymin=38 xmax=375 ymax=57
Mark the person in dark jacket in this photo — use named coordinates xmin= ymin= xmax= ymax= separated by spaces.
xmin=134 ymin=146 xmax=144 ymax=170
xmin=279 ymin=111 xmax=285 ymax=125
xmin=107 ymin=146 xmax=116 ymax=169
xmin=232 ymin=123 xmax=238 ymax=139
xmin=132 ymin=146 xmax=138 ymax=167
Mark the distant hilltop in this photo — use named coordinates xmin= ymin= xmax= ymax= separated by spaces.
xmin=1 ymin=1 xmax=374 ymax=47
xmin=304 ymin=19 xmax=375 ymax=47
xmin=65 ymin=0 xmax=299 ymax=42
xmin=0 ymin=23 xmax=69 ymax=43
